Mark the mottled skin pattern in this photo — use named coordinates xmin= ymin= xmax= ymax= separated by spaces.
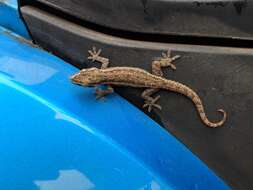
xmin=71 ymin=47 xmax=227 ymax=128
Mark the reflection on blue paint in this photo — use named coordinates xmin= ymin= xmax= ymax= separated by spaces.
xmin=34 ymin=170 xmax=95 ymax=190
xmin=0 ymin=20 xmax=229 ymax=190
xmin=0 ymin=57 xmax=57 ymax=85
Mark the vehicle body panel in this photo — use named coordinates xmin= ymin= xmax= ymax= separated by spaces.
xmin=0 ymin=1 xmax=230 ymax=189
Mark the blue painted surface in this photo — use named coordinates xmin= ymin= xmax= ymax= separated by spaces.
xmin=0 ymin=26 xmax=230 ymax=189
xmin=0 ymin=0 xmax=30 ymax=38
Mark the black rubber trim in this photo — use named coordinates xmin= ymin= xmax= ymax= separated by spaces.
xmin=20 ymin=0 xmax=253 ymax=48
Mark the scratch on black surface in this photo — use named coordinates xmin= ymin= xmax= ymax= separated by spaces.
xmin=194 ymin=1 xmax=229 ymax=8
xmin=194 ymin=0 xmax=247 ymax=15
xmin=233 ymin=0 xmax=247 ymax=15
xmin=141 ymin=0 xmax=148 ymax=14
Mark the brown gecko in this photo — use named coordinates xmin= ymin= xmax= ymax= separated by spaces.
xmin=71 ymin=47 xmax=227 ymax=128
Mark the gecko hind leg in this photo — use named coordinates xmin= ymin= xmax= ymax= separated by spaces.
xmin=142 ymin=89 xmax=161 ymax=112
xmin=152 ymin=50 xmax=180 ymax=76
xmin=95 ymin=85 xmax=114 ymax=99
xmin=141 ymin=50 xmax=180 ymax=112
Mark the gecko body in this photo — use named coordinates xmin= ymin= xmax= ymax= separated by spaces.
xmin=71 ymin=47 xmax=227 ymax=128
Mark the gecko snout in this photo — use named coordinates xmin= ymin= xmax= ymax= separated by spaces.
xmin=70 ymin=72 xmax=87 ymax=86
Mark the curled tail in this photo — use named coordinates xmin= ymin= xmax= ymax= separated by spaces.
xmin=195 ymin=103 xmax=227 ymax=128
xmin=167 ymin=81 xmax=227 ymax=128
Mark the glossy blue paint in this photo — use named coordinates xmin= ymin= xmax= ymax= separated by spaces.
xmin=0 ymin=0 xmax=30 ymax=38
xmin=0 ymin=26 xmax=230 ymax=189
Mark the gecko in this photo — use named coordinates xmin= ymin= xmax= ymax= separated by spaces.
xmin=71 ymin=47 xmax=227 ymax=128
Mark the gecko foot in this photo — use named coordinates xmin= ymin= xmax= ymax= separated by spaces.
xmin=143 ymin=95 xmax=162 ymax=112
xmin=88 ymin=46 xmax=109 ymax=69
xmin=159 ymin=50 xmax=180 ymax=70
xmin=95 ymin=86 xmax=114 ymax=99
xmin=88 ymin=46 xmax=102 ymax=62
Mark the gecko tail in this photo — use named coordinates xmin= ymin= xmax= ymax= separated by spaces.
xmin=163 ymin=80 xmax=227 ymax=128
xmin=202 ymin=109 xmax=227 ymax=128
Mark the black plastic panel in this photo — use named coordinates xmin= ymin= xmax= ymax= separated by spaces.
xmin=21 ymin=6 xmax=253 ymax=190
xmin=24 ymin=0 xmax=253 ymax=40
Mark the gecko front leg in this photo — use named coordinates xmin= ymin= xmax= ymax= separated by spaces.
xmin=95 ymin=86 xmax=114 ymax=99
xmin=88 ymin=46 xmax=110 ymax=69
xmin=141 ymin=50 xmax=180 ymax=112
xmin=88 ymin=47 xmax=114 ymax=99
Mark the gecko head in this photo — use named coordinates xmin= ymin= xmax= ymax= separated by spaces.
xmin=70 ymin=67 xmax=102 ymax=87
